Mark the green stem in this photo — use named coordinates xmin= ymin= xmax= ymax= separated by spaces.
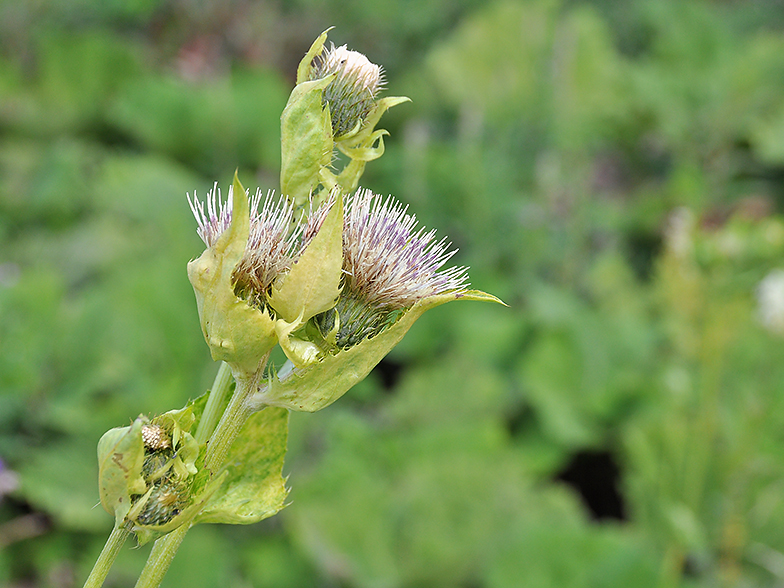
xmin=134 ymin=359 xmax=266 ymax=588
xmin=195 ymin=361 xmax=233 ymax=444
xmin=132 ymin=524 xmax=189 ymax=588
xmin=201 ymin=367 xmax=258 ymax=471
xmin=82 ymin=524 xmax=131 ymax=588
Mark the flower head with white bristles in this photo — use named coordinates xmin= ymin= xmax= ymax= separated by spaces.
xmin=188 ymin=183 xmax=301 ymax=306
xmin=311 ymin=188 xmax=469 ymax=348
xmin=188 ymin=173 xmax=499 ymax=411
xmin=342 ymin=189 xmax=468 ymax=306
xmin=309 ymin=43 xmax=384 ymax=139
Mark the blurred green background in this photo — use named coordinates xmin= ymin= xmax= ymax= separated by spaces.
xmin=4 ymin=0 xmax=784 ymax=586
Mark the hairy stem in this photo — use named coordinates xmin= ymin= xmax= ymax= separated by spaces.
xmin=132 ymin=523 xmax=189 ymax=588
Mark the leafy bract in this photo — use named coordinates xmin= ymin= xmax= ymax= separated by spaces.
xmin=270 ymin=194 xmax=343 ymax=325
xmin=329 ymin=96 xmax=411 ymax=194
xmin=195 ymin=406 xmax=289 ymax=524
xmin=150 ymin=403 xmax=199 ymax=480
xmin=97 ymin=417 xmax=147 ymax=525
xmin=336 ymin=96 xmax=411 ymax=158
xmin=254 ymin=290 xmax=503 ymax=412
xmin=187 ymin=172 xmax=277 ymax=374
xmin=279 ymin=76 xmax=335 ymax=207
xmin=296 ymin=28 xmax=331 ymax=85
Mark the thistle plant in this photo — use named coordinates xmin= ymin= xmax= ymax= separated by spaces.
xmin=83 ymin=30 xmax=501 ymax=588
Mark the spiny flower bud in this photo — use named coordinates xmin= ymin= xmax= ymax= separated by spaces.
xmin=309 ymin=43 xmax=384 ymax=139
xmin=142 ymin=450 xmax=174 ymax=483
xmin=141 ymin=424 xmax=171 ymax=452
xmin=280 ymin=30 xmax=409 ymax=207
xmin=135 ymin=482 xmax=187 ymax=527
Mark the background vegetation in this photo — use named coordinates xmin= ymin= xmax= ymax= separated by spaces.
xmin=3 ymin=0 xmax=784 ymax=586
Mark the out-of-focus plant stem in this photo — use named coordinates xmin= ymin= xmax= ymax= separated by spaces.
xmin=82 ymin=524 xmax=132 ymax=588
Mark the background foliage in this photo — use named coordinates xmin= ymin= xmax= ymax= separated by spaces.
xmin=3 ymin=0 xmax=784 ymax=586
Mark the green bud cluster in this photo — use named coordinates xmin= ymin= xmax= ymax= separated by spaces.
xmin=127 ymin=424 xmax=190 ymax=527
xmin=97 ymin=406 xmax=201 ymax=543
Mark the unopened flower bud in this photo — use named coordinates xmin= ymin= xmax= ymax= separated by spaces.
xmin=280 ymin=30 xmax=409 ymax=205
xmin=141 ymin=424 xmax=171 ymax=451
xmin=309 ymin=44 xmax=384 ymax=139
xmin=135 ymin=482 xmax=188 ymax=527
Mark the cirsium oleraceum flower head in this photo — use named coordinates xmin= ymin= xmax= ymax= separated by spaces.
xmin=190 ymin=184 xmax=468 ymax=315
xmin=189 ymin=175 xmax=501 ymax=411
xmin=190 ymin=181 xmax=471 ymax=351
xmin=305 ymin=188 xmax=469 ymax=349
xmin=188 ymin=183 xmax=302 ymax=305
xmin=341 ymin=188 xmax=468 ymax=307
xmin=249 ymin=185 xmax=500 ymax=412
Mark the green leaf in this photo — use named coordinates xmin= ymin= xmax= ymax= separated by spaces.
xmin=187 ymin=172 xmax=277 ymax=375
xmin=255 ymin=290 xmax=502 ymax=412
xmin=279 ymin=77 xmax=335 ymax=208
xmin=97 ymin=417 xmax=146 ymax=525
xmin=195 ymin=407 xmax=289 ymax=524
xmin=269 ymin=194 xmax=343 ymax=326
